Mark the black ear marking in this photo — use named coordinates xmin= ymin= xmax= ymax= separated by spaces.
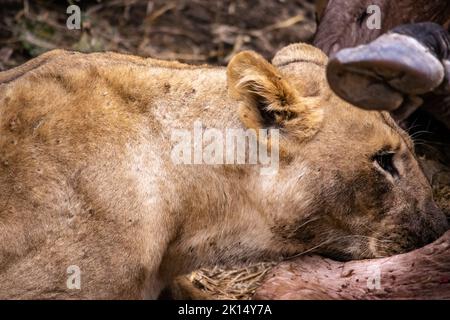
xmin=254 ymin=95 xmax=277 ymax=127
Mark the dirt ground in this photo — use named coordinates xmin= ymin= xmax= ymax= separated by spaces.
xmin=0 ymin=0 xmax=317 ymax=70
xmin=0 ymin=0 xmax=449 ymax=300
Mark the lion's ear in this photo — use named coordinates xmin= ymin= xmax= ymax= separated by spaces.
xmin=227 ymin=50 xmax=323 ymax=142
xmin=315 ymin=0 xmax=330 ymax=23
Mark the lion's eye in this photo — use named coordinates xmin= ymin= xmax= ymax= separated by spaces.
xmin=373 ymin=151 xmax=399 ymax=178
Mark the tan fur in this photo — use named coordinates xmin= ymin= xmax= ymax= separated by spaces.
xmin=0 ymin=44 xmax=446 ymax=299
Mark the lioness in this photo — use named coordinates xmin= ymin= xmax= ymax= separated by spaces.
xmin=0 ymin=44 xmax=447 ymax=299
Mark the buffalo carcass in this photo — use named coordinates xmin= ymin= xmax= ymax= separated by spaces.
xmin=314 ymin=1 xmax=450 ymax=128
xmin=327 ymin=22 xmax=450 ymax=127
xmin=254 ymin=230 xmax=450 ymax=299
xmin=314 ymin=0 xmax=450 ymax=56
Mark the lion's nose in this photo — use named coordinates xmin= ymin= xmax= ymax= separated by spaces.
xmin=418 ymin=202 xmax=448 ymax=246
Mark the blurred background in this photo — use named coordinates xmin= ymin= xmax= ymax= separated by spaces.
xmin=0 ymin=0 xmax=317 ymax=70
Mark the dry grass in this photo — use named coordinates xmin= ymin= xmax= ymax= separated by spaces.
xmin=169 ymin=262 xmax=276 ymax=300
xmin=188 ymin=263 xmax=276 ymax=300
